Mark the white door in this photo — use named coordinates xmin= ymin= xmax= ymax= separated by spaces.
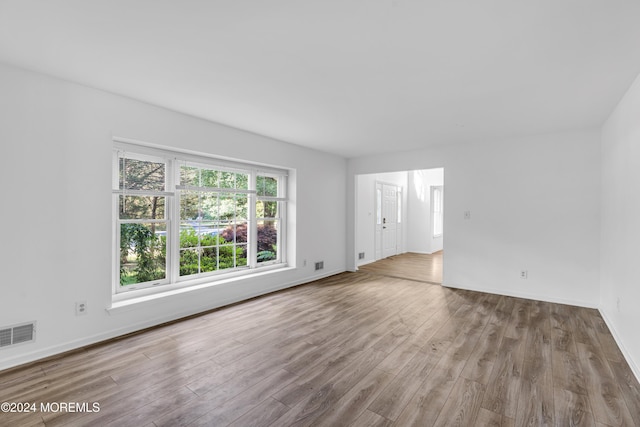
xmin=375 ymin=183 xmax=383 ymax=260
xmin=377 ymin=183 xmax=400 ymax=259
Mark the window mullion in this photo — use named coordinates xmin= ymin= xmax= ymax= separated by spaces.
xmin=112 ymin=150 xmax=120 ymax=295
xmin=112 ymin=189 xmax=174 ymax=197
xmin=176 ymin=185 xmax=255 ymax=195
xmin=248 ymin=172 xmax=257 ymax=269
xmin=113 ymin=195 xmax=120 ymax=295
xmin=279 ymin=176 xmax=287 ymax=264
xmin=166 ymin=158 xmax=179 ymax=284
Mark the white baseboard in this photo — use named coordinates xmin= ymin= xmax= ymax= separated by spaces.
xmin=599 ymin=309 xmax=640 ymax=383
xmin=442 ymin=282 xmax=598 ymax=309
xmin=356 ymin=259 xmax=377 ymax=268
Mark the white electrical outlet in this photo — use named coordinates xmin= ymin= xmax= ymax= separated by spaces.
xmin=520 ymin=270 xmax=528 ymax=279
xmin=76 ymin=301 xmax=87 ymax=316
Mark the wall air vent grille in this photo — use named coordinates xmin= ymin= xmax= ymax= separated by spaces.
xmin=0 ymin=329 xmax=10 ymax=347
xmin=0 ymin=322 xmax=36 ymax=348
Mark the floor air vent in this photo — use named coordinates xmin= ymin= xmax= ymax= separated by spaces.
xmin=0 ymin=322 xmax=36 ymax=348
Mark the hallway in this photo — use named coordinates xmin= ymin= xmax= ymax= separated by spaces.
xmin=358 ymin=252 xmax=443 ymax=284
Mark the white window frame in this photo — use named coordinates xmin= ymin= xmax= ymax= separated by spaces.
xmin=112 ymin=150 xmax=174 ymax=292
xmin=431 ymin=185 xmax=444 ymax=238
xmin=255 ymin=171 xmax=287 ymax=267
xmin=112 ymin=139 xmax=288 ymax=298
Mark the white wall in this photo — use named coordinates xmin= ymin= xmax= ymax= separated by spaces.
xmin=355 ymin=171 xmax=407 ymax=266
xmin=601 ymin=72 xmax=640 ymax=378
xmin=0 ymin=63 xmax=347 ymax=370
xmin=348 ymin=130 xmax=602 ymax=308
xmin=406 ymin=168 xmax=444 ymax=254
xmin=355 ymin=174 xmax=377 ymax=266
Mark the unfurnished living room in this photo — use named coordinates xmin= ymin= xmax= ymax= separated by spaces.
xmin=2 ymin=1 xmax=640 ymax=426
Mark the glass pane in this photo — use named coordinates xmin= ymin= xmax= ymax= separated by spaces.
xmin=215 ymin=171 xmax=249 ymax=190
xmin=200 ymin=169 xmax=219 ymax=188
xmin=181 ymin=166 xmax=222 ymax=188
xmin=180 ymin=165 xmax=199 ymax=186
xmin=257 ymin=176 xmax=278 ymax=197
xmin=219 ymin=171 xmax=235 ymax=189
xmin=120 ymin=223 xmax=166 ymax=286
xmin=179 ymin=224 xmax=200 ymax=248
xmin=120 ymin=157 xmax=165 ymax=191
xmin=219 ymin=194 xmax=236 ymax=220
xmin=257 ymin=201 xmax=278 ymax=219
xmin=179 ymin=248 xmax=200 ymax=277
xmin=201 ymin=246 xmax=217 ymax=272
xmin=256 ymin=176 xmax=264 ymax=195
xmin=237 ymin=246 xmax=248 ymax=267
xmin=181 ymin=191 xmax=220 ymax=221
xmin=220 ymin=222 xmax=248 ymax=244
xmin=235 ymin=222 xmax=248 ymax=243
xmin=219 ymin=244 xmax=239 ymax=270
xmin=235 ymin=195 xmax=248 ymax=220
xmin=257 ymin=220 xmax=278 ymax=263
xmin=198 ymin=222 xmax=220 ymax=244
xmin=432 ymin=187 xmax=444 ymax=236
xmin=179 ymin=220 xmax=219 ymax=246
xmin=120 ymin=195 xmax=165 ymax=220
xmin=180 ymin=191 xmax=200 ymax=220
xmin=200 ymin=193 xmax=219 ymax=220
xmin=235 ymin=173 xmax=249 ymax=190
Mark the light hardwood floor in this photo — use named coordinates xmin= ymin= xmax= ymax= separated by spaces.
xmin=358 ymin=252 xmax=443 ymax=284
xmin=1 ymin=259 xmax=639 ymax=426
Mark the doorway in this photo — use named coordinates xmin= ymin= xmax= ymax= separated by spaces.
xmin=355 ymin=168 xmax=444 ymax=282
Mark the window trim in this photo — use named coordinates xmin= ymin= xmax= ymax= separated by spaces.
xmin=431 ymin=185 xmax=444 ymax=238
xmin=112 ymin=138 xmax=289 ymax=298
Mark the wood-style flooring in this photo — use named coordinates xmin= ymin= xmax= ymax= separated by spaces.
xmin=1 ymin=258 xmax=639 ymax=426
xmin=358 ymin=251 xmax=443 ymax=284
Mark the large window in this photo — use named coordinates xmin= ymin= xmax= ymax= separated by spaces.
xmin=113 ymin=142 xmax=287 ymax=294
xmin=431 ymin=185 xmax=444 ymax=237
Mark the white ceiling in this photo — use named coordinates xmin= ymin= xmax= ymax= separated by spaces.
xmin=1 ymin=1 xmax=640 ymax=158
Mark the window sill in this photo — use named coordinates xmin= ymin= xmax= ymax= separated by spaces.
xmin=107 ymin=264 xmax=293 ymax=314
